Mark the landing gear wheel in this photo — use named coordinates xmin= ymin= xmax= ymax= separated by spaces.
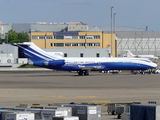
xmin=78 ymin=70 xmax=89 ymax=76
xmin=78 ymin=71 xmax=83 ymax=76
xmin=84 ymin=72 xmax=89 ymax=76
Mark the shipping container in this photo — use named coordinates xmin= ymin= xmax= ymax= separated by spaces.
xmin=130 ymin=104 xmax=160 ymax=120
xmin=5 ymin=112 xmax=34 ymax=120
xmin=63 ymin=104 xmax=101 ymax=120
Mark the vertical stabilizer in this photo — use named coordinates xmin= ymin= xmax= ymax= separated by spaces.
xmin=126 ymin=50 xmax=135 ymax=57
xmin=12 ymin=42 xmax=61 ymax=62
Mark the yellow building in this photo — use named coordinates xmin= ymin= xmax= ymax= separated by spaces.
xmin=31 ymin=31 xmax=117 ymax=57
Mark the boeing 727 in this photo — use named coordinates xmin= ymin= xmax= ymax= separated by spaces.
xmin=12 ymin=42 xmax=157 ymax=76
xmin=126 ymin=50 xmax=158 ymax=60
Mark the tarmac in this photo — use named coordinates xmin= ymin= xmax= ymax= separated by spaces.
xmin=0 ymin=70 xmax=160 ymax=120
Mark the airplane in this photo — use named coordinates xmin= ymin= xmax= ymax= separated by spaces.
xmin=12 ymin=42 xmax=157 ymax=76
xmin=126 ymin=50 xmax=159 ymax=60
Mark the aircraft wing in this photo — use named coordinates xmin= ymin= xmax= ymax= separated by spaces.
xmin=78 ymin=64 xmax=105 ymax=70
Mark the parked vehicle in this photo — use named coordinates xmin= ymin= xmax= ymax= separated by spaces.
xmin=152 ymin=68 xmax=160 ymax=74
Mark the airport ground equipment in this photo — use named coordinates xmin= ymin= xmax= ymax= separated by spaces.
xmin=152 ymin=68 xmax=160 ymax=74
xmin=130 ymin=104 xmax=160 ymax=120
xmin=121 ymin=113 xmax=130 ymax=120
xmin=0 ymin=104 xmax=101 ymax=120
xmin=108 ymin=70 xmax=121 ymax=74
xmin=1 ymin=106 xmax=72 ymax=120
xmin=52 ymin=116 xmax=79 ymax=120
xmin=131 ymin=69 xmax=152 ymax=74
xmin=61 ymin=104 xmax=101 ymax=120
xmin=148 ymin=101 xmax=157 ymax=104
xmin=0 ymin=110 xmax=34 ymax=120
xmin=5 ymin=112 xmax=34 ymax=120
xmin=107 ymin=102 xmax=141 ymax=119
xmin=16 ymin=105 xmax=72 ymax=116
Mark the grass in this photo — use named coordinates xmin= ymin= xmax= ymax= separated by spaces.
xmin=18 ymin=64 xmax=42 ymax=68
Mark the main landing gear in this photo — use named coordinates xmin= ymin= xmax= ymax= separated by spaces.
xmin=77 ymin=70 xmax=89 ymax=76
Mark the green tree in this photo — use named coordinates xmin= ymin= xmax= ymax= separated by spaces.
xmin=7 ymin=30 xmax=18 ymax=43
xmin=17 ymin=32 xmax=30 ymax=42
xmin=0 ymin=37 xmax=2 ymax=44
xmin=0 ymin=37 xmax=5 ymax=44
xmin=4 ymin=30 xmax=30 ymax=44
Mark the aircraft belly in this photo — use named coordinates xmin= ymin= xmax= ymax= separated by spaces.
xmin=37 ymin=62 xmax=154 ymax=71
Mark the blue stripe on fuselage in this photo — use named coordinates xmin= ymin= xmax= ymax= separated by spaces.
xmin=39 ymin=62 xmax=154 ymax=71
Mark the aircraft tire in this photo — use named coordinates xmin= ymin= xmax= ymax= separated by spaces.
xmin=78 ymin=71 xmax=83 ymax=76
xmin=142 ymin=72 xmax=145 ymax=75
xmin=84 ymin=70 xmax=89 ymax=76
xmin=84 ymin=72 xmax=89 ymax=76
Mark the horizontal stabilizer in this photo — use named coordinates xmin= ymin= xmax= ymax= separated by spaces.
xmin=12 ymin=42 xmax=32 ymax=46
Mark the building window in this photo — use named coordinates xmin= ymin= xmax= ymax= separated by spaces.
xmin=65 ymin=36 xmax=72 ymax=39
xmin=79 ymin=36 xmax=85 ymax=39
xmin=65 ymin=43 xmax=72 ymax=46
xmin=79 ymin=43 xmax=85 ymax=46
xmin=94 ymin=43 xmax=100 ymax=46
xmin=64 ymin=53 xmax=67 ymax=57
xmin=50 ymin=43 xmax=53 ymax=47
xmin=80 ymin=53 xmax=83 ymax=57
xmin=94 ymin=36 xmax=100 ymax=39
xmin=86 ymin=36 xmax=94 ymax=39
xmin=65 ymin=43 xmax=100 ymax=47
xmin=86 ymin=43 xmax=93 ymax=46
xmin=72 ymin=43 xmax=78 ymax=46
xmin=46 ymin=36 xmax=52 ymax=39
xmin=54 ymin=36 xmax=64 ymax=39
xmin=54 ymin=43 xmax=64 ymax=47
xmin=39 ymin=36 xmax=46 ymax=39
xmin=72 ymin=36 xmax=78 ymax=39
xmin=96 ymin=53 xmax=100 ymax=57
xmin=32 ymin=36 xmax=39 ymax=39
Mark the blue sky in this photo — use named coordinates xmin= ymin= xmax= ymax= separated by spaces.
xmin=1 ymin=0 xmax=160 ymax=31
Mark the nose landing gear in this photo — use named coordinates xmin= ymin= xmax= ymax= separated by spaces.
xmin=78 ymin=70 xmax=89 ymax=76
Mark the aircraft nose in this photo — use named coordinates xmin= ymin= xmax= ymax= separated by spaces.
xmin=153 ymin=63 xmax=158 ymax=68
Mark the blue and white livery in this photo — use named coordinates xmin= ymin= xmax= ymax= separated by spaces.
xmin=12 ymin=42 xmax=157 ymax=76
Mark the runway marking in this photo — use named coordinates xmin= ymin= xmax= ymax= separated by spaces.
xmin=76 ymin=96 xmax=97 ymax=98
xmin=0 ymin=91 xmax=13 ymax=94
xmin=91 ymin=101 xmax=112 ymax=103
xmin=41 ymin=95 xmax=64 ymax=98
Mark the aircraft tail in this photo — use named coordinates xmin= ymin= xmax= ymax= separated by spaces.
xmin=12 ymin=42 xmax=63 ymax=63
xmin=126 ymin=50 xmax=135 ymax=57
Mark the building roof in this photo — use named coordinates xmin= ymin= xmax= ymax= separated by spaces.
xmin=89 ymin=26 xmax=146 ymax=32
xmin=116 ymin=31 xmax=160 ymax=38
xmin=31 ymin=24 xmax=68 ymax=32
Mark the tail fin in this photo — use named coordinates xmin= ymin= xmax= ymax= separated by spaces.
xmin=126 ymin=50 xmax=135 ymax=57
xmin=12 ymin=42 xmax=60 ymax=62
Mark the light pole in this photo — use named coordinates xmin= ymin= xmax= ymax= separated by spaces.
xmin=110 ymin=6 xmax=114 ymax=57
xmin=5 ymin=33 xmax=8 ymax=57
xmin=85 ymin=33 xmax=87 ymax=48
xmin=45 ymin=34 xmax=47 ymax=48
xmin=113 ymin=13 xmax=116 ymax=33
